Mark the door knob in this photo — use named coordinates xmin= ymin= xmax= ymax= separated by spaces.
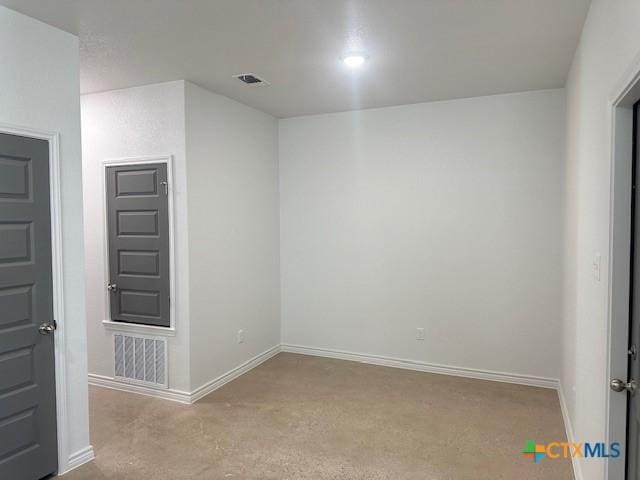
xmin=610 ymin=378 xmax=637 ymax=395
xmin=38 ymin=323 xmax=55 ymax=335
xmin=107 ymin=283 xmax=117 ymax=292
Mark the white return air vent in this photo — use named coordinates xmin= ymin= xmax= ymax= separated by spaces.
xmin=114 ymin=333 xmax=168 ymax=388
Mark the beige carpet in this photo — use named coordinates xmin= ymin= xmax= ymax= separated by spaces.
xmin=59 ymin=353 xmax=573 ymax=479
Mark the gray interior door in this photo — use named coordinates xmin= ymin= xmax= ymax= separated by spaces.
xmin=0 ymin=133 xmax=58 ymax=479
xmin=629 ymin=102 xmax=640 ymax=479
xmin=106 ymin=163 xmax=170 ymax=327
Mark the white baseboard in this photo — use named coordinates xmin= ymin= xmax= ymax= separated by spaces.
xmin=63 ymin=445 xmax=95 ymax=474
xmin=190 ymin=344 xmax=281 ymax=403
xmin=88 ymin=344 xmax=281 ymax=405
xmin=558 ymin=384 xmax=583 ymax=480
xmin=281 ymin=343 xmax=559 ymax=389
xmin=88 ymin=374 xmax=191 ymax=404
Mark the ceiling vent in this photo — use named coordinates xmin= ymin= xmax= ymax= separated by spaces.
xmin=233 ymin=73 xmax=269 ymax=86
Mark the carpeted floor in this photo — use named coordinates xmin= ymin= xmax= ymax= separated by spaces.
xmin=58 ymin=353 xmax=573 ymax=479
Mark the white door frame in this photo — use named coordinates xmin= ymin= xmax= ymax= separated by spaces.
xmin=0 ymin=122 xmax=76 ymax=474
xmin=606 ymin=52 xmax=640 ymax=480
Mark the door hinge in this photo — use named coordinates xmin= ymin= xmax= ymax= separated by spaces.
xmin=160 ymin=181 xmax=169 ymax=195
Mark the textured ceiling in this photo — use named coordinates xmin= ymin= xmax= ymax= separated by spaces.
xmin=1 ymin=0 xmax=591 ymax=117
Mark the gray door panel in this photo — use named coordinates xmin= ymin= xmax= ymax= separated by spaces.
xmin=106 ymin=164 xmax=170 ymax=327
xmin=629 ymin=103 xmax=640 ymax=480
xmin=0 ymin=133 xmax=58 ymax=480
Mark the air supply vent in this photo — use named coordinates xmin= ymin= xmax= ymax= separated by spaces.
xmin=233 ymin=73 xmax=269 ymax=86
xmin=114 ymin=333 xmax=168 ymax=388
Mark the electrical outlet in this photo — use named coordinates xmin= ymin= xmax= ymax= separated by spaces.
xmin=416 ymin=328 xmax=425 ymax=341
xmin=237 ymin=329 xmax=245 ymax=344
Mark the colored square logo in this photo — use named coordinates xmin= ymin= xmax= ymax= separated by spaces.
xmin=522 ymin=439 xmax=546 ymax=463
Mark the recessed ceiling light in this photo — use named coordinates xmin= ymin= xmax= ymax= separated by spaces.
xmin=342 ymin=54 xmax=367 ymax=68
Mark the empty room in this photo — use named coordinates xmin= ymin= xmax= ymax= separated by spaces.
xmin=2 ymin=1 xmax=640 ymax=479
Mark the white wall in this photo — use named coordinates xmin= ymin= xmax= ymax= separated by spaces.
xmin=185 ymin=82 xmax=280 ymax=390
xmin=280 ymin=89 xmax=565 ymax=380
xmin=0 ymin=5 xmax=90 ymax=471
xmin=81 ymin=81 xmax=192 ymax=392
xmin=562 ymin=2 xmax=640 ymax=479
xmin=81 ymin=81 xmax=281 ymax=394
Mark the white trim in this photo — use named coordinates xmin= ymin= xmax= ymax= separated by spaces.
xmin=88 ymin=374 xmax=191 ymax=404
xmin=281 ymin=344 xmax=559 ymax=389
xmin=558 ymin=384 xmax=584 ymax=480
xmin=91 ymin=343 xmax=559 ymax=400
xmin=65 ymin=446 xmax=96 ymax=473
xmin=0 ymin=122 xmax=85 ymax=474
xmin=89 ymin=345 xmax=282 ymax=404
xmin=604 ymin=47 xmax=640 ymax=480
xmin=101 ymin=155 xmax=177 ymax=335
xmin=102 ymin=319 xmax=176 ymax=337
xmin=190 ymin=345 xmax=281 ymax=402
